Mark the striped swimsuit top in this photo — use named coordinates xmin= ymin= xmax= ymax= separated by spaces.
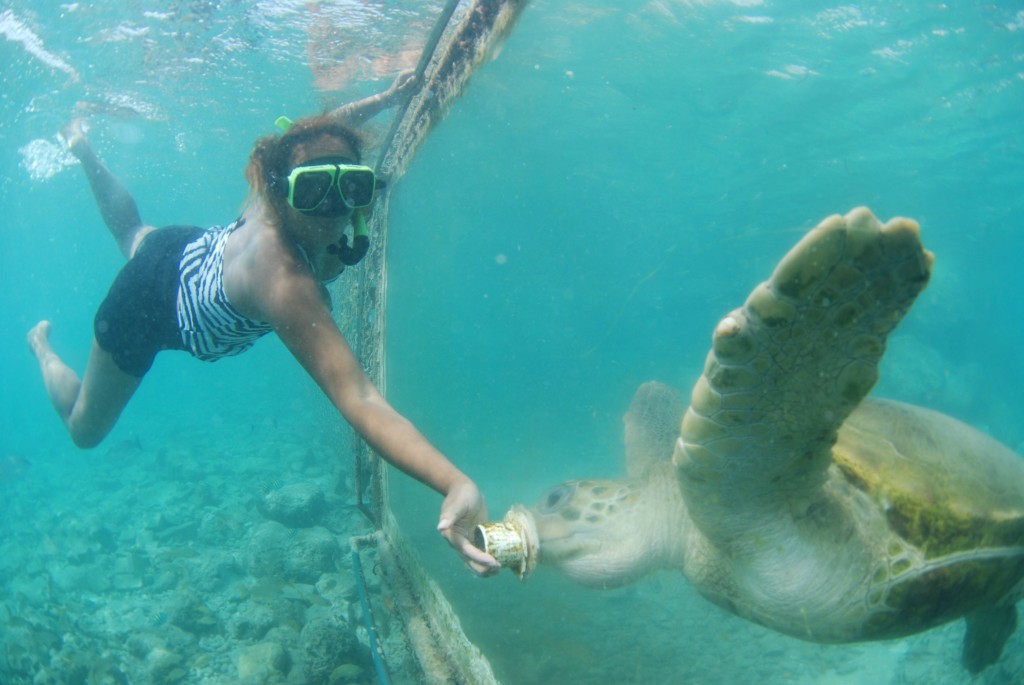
xmin=176 ymin=220 xmax=273 ymax=361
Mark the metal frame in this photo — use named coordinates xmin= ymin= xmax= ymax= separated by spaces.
xmin=344 ymin=1 xmax=529 ymax=682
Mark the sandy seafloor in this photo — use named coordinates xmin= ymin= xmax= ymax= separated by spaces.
xmin=3 ymin=405 xmax=1024 ymax=685
xmin=0 ymin=406 xmax=417 ymax=684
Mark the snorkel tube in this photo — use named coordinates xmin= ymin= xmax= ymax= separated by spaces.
xmin=274 ymin=115 xmax=294 ymax=133
xmin=275 ymin=115 xmax=371 ymax=267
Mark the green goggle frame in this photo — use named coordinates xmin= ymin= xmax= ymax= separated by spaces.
xmin=285 ymin=157 xmax=377 ymax=216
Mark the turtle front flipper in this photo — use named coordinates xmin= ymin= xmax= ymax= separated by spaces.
xmin=624 ymin=381 xmax=684 ymax=478
xmin=675 ymin=208 xmax=933 ymax=541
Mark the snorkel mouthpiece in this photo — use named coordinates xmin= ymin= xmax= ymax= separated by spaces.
xmin=327 ymin=212 xmax=370 ymax=266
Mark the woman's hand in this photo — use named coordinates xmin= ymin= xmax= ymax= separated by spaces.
xmin=383 ymin=69 xmax=419 ymax=104
xmin=437 ymin=477 xmax=501 ymax=576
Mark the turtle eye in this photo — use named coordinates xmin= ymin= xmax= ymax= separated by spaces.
xmin=538 ymin=483 xmax=577 ymax=513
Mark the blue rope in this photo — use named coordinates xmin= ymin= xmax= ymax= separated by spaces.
xmin=352 ymin=546 xmax=392 ymax=685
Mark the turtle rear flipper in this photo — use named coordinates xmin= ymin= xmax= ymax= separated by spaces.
xmin=962 ymin=605 xmax=1018 ymax=674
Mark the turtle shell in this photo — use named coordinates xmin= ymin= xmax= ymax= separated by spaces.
xmin=835 ymin=397 xmax=1024 ymax=634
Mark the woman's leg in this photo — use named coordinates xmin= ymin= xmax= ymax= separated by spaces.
xmin=27 ymin=321 xmax=141 ymax=449
xmin=62 ymin=120 xmax=155 ymax=259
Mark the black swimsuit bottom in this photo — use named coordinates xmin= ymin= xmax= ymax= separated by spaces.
xmin=93 ymin=225 xmax=205 ymax=377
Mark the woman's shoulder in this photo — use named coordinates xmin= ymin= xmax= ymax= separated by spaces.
xmin=232 ymin=216 xmax=317 ymax=287
xmin=223 ymin=221 xmax=306 ymax=321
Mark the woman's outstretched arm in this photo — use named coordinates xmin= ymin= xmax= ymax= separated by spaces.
xmin=328 ymin=70 xmax=418 ymax=127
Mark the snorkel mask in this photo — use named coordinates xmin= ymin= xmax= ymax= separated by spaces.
xmin=284 ymin=156 xmax=376 ymax=217
xmin=274 ymin=115 xmax=374 ymax=265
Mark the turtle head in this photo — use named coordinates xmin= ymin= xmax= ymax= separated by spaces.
xmin=526 ymin=478 xmax=673 ymax=588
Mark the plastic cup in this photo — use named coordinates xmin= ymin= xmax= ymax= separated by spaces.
xmin=473 ymin=505 xmax=538 ymax=580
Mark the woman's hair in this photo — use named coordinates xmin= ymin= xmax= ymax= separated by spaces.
xmin=245 ymin=115 xmax=366 ymax=216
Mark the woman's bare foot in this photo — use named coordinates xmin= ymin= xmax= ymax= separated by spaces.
xmin=27 ymin=320 xmax=54 ymax=361
xmin=59 ymin=119 xmax=89 ymax=157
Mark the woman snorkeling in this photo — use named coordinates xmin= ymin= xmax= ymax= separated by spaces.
xmin=27 ymin=75 xmax=499 ymax=576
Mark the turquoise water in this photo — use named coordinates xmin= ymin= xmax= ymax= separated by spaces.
xmin=3 ymin=1 xmax=1024 ymax=684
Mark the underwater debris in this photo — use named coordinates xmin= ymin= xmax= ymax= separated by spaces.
xmin=260 ymin=477 xmax=284 ymax=495
xmin=0 ymin=455 xmax=30 ymax=485
xmin=258 ymin=481 xmax=327 ymax=528
xmin=169 ymin=593 xmax=220 ymax=636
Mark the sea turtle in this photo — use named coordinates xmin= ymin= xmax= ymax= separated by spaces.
xmin=483 ymin=207 xmax=1024 ymax=673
